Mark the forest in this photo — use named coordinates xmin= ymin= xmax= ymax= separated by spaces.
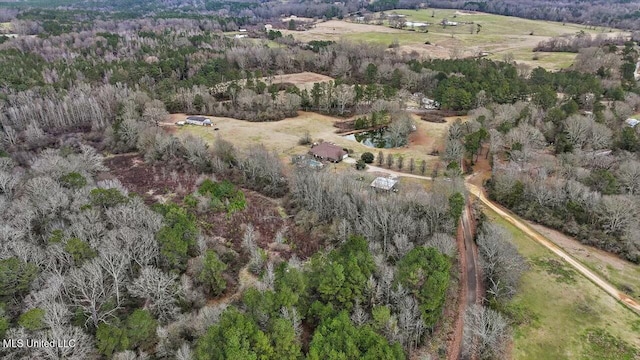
xmin=0 ymin=0 xmax=639 ymax=359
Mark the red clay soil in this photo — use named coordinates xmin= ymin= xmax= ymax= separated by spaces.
xmin=447 ymin=217 xmax=469 ymax=360
xmin=408 ymin=127 xmax=429 ymax=147
xmin=102 ymin=154 xmax=201 ymax=203
xmin=104 ymin=154 xmax=326 ymax=260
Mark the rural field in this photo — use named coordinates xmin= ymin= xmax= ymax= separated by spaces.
xmin=170 ymin=111 xmax=458 ymax=171
xmin=483 ymin=206 xmax=640 ymax=360
xmin=213 ymin=71 xmax=334 ymax=93
xmin=528 ymin=223 xmax=640 ymax=303
xmin=281 ymin=9 xmax=629 ymax=71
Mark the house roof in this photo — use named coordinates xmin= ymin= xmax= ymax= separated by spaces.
xmin=309 ymin=142 xmax=347 ymax=161
xmin=186 ymin=116 xmax=209 ymax=121
xmin=625 ymin=118 xmax=639 ymax=127
xmin=370 ymin=177 xmax=398 ymax=190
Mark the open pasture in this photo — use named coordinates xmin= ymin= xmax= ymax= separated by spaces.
xmin=282 ymin=9 xmax=629 ymax=71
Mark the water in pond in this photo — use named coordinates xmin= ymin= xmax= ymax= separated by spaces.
xmin=344 ymin=128 xmax=395 ymax=148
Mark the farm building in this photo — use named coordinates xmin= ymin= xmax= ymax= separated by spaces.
xmin=405 ymin=21 xmax=429 ymax=27
xmin=625 ymin=118 xmax=639 ymax=128
xmin=309 ymin=142 xmax=348 ymax=163
xmin=370 ymin=177 xmax=398 ymax=192
xmin=185 ymin=116 xmax=213 ymax=126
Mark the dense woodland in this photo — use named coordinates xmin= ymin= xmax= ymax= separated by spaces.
xmin=0 ymin=1 xmax=639 ymax=359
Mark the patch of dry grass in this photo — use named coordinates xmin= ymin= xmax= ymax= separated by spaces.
xmin=169 ymin=111 xmax=453 ymax=171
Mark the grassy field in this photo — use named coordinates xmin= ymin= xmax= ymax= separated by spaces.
xmin=282 ymin=9 xmax=628 ymax=71
xmin=482 ymin=206 xmax=640 ymax=360
xmin=529 ymin=223 xmax=640 ymax=303
xmin=393 ymin=9 xmax=630 ymax=70
xmin=169 ymin=111 xmax=455 ymax=170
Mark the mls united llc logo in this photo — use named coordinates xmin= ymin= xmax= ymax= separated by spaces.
xmin=2 ymin=338 xmax=77 ymax=348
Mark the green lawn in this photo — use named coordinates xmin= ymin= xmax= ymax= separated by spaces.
xmin=385 ymin=9 xmax=626 ymax=70
xmin=482 ymin=206 xmax=640 ymax=360
xmin=393 ymin=9 xmax=612 ymax=38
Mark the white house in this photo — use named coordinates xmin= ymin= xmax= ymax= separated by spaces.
xmin=234 ymin=34 xmax=248 ymax=39
xmin=185 ymin=116 xmax=213 ymax=126
xmin=370 ymin=177 xmax=398 ymax=192
xmin=625 ymin=118 xmax=639 ymax=128
xmin=405 ymin=21 xmax=428 ymax=27
xmin=422 ymin=97 xmax=440 ymax=109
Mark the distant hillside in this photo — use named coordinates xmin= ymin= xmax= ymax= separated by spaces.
xmin=427 ymin=0 xmax=640 ymax=31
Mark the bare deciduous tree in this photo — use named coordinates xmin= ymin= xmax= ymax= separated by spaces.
xmin=128 ymin=267 xmax=181 ymax=323
xmin=142 ymin=100 xmax=169 ymax=126
xmin=617 ymin=160 xmax=640 ymax=195
xmin=477 ymin=222 xmax=527 ymax=300
xmin=598 ymin=195 xmax=637 ymax=235
xmin=462 ymin=304 xmax=509 ymax=360
xmin=65 ymin=260 xmax=119 ymax=328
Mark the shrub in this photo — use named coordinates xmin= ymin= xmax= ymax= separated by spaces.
xmin=198 ymin=179 xmax=246 ymax=215
xmin=59 ymin=172 xmax=87 ymax=189
xmin=18 ymin=308 xmax=45 ymax=331
xmin=197 ymin=250 xmax=227 ymax=296
xmin=355 ymin=159 xmax=367 ymax=170
xmin=126 ymin=309 xmax=158 ymax=351
xmin=298 ymin=131 xmax=312 ymax=145
xmin=64 ymin=238 xmax=97 ymax=265
xmin=97 ymin=323 xmax=129 ymax=357
xmin=90 ymin=188 xmax=129 ymax=208
xmin=156 ymin=203 xmax=199 ymax=272
xmin=360 ymin=152 xmax=374 ymax=164
xmin=0 ymin=258 xmax=38 ymax=299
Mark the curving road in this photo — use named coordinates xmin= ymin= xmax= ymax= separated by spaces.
xmin=465 ymin=181 xmax=640 ymax=315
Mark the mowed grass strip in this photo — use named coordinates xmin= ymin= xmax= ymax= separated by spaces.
xmin=481 ymin=206 xmax=640 ymax=360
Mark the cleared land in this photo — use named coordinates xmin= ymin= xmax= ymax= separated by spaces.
xmin=212 ymin=71 xmax=334 ymax=93
xmin=280 ymin=19 xmax=405 ymax=42
xmin=282 ymin=9 xmax=629 ymax=71
xmin=482 ymin=206 xmax=640 ymax=360
xmin=169 ymin=111 xmax=457 ymax=169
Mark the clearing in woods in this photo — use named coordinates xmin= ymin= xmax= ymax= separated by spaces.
xmin=212 ymin=71 xmax=334 ymax=93
xmin=482 ymin=206 xmax=640 ymax=360
xmin=167 ymin=111 xmax=458 ymax=169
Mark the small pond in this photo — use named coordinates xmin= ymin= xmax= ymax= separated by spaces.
xmin=344 ymin=129 xmax=396 ymax=148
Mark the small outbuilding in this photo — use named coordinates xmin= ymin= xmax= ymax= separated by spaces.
xmin=370 ymin=177 xmax=398 ymax=192
xmin=186 ymin=116 xmax=213 ymax=126
xmin=625 ymin=118 xmax=639 ymax=128
xmin=309 ymin=142 xmax=348 ymax=163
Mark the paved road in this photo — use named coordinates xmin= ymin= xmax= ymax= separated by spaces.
xmin=466 ymin=181 xmax=640 ymax=315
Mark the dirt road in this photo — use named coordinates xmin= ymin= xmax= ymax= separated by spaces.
xmin=344 ymin=158 xmax=481 ymax=358
xmin=343 ymin=157 xmax=434 ymax=180
xmin=451 ymin=201 xmax=481 ymax=360
xmin=465 ymin=181 xmax=640 ymax=315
